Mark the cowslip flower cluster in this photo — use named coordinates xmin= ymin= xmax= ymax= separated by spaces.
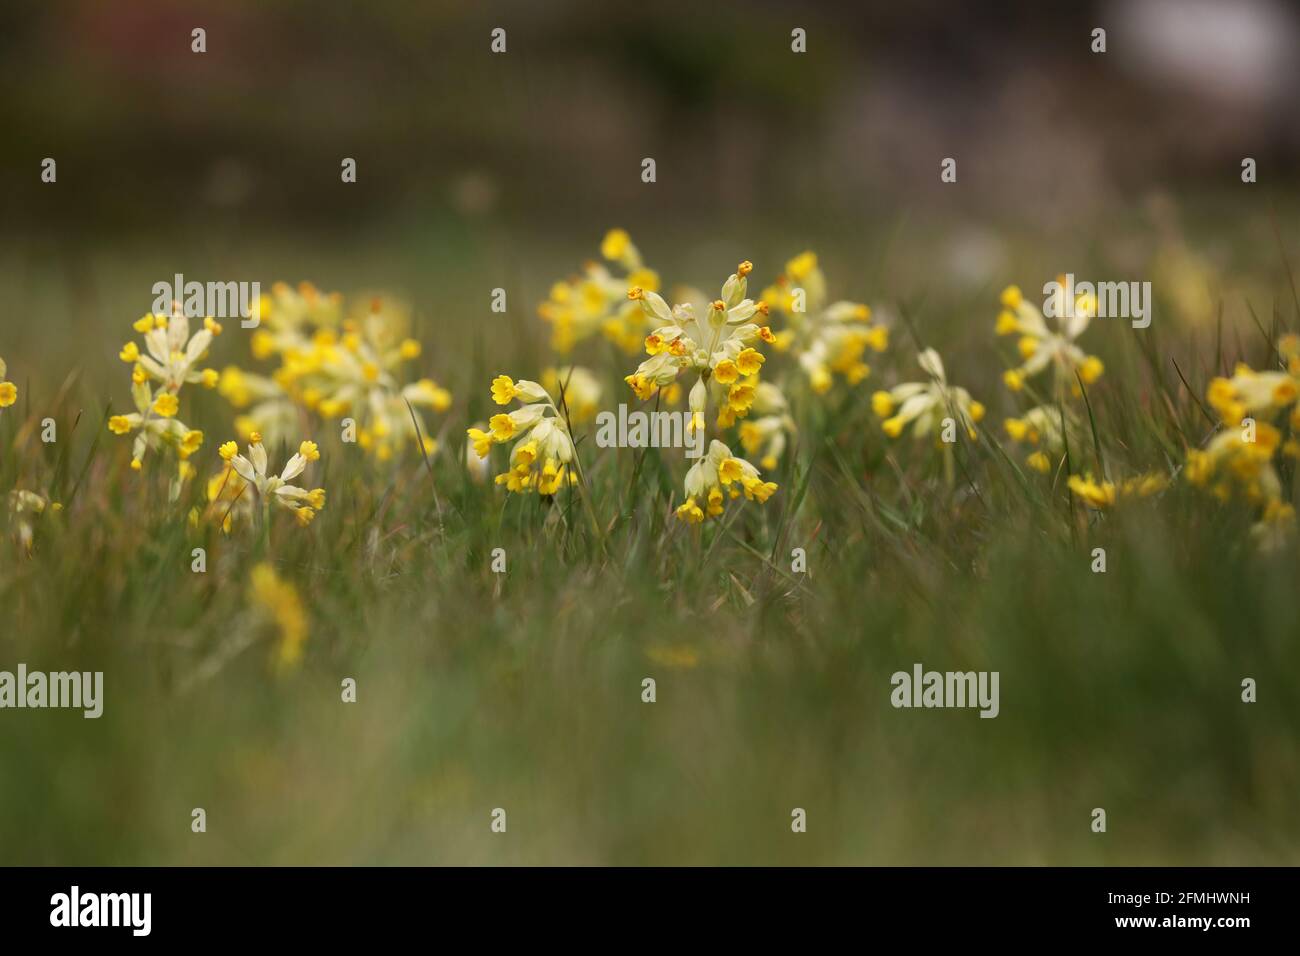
xmin=247 ymin=280 xmax=345 ymax=358
xmin=1185 ymin=340 xmax=1300 ymax=538
xmin=1204 ymin=358 xmax=1300 ymax=431
xmin=674 ymin=439 xmax=778 ymax=524
xmin=468 ymin=376 xmax=577 ymax=494
xmin=760 ymin=251 xmax=888 ymax=393
xmin=0 ymin=355 xmax=16 ymax=409
xmin=626 ymin=261 xmax=774 ymax=431
xmin=537 ymin=229 xmax=662 ymax=355
xmin=996 ymin=282 xmax=1104 ymax=395
xmin=218 ymin=435 xmax=326 ymax=527
xmin=872 ymin=348 xmax=985 ymax=442
xmin=247 ymin=562 xmax=308 ymax=671
xmin=108 ymin=305 xmax=220 ymax=481
xmin=220 ymin=289 xmax=451 ymax=462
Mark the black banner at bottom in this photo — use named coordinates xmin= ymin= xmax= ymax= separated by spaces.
xmin=0 ymin=867 xmax=1284 ymax=941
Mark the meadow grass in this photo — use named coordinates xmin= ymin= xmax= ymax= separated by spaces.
xmin=1 ymin=216 xmax=1298 ymax=864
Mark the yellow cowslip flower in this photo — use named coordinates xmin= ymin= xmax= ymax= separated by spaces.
xmin=1067 ymin=471 xmax=1168 ymax=510
xmin=152 ymin=392 xmax=180 ymax=417
xmin=472 ymin=375 xmax=576 ymax=495
xmin=1002 ymin=405 xmax=1079 ymax=475
xmin=875 ymin=348 xmax=984 ymax=443
xmin=538 ymin=230 xmax=660 ymax=354
xmin=676 ymin=439 xmax=777 ymax=523
xmin=179 ymin=429 xmax=204 ymax=459
xmin=1185 ymin=415 xmax=1296 ymax=548
xmin=625 ymin=373 xmax=657 ymax=400
xmin=110 ymin=385 xmax=202 ymax=477
xmin=675 ymin=497 xmax=705 ymax=523
xmin=1205 ymin=359 xmax=1299 ymax=427
xmin=467 ymin=427 xmax=493 ymax=459
xmin=760 ymin=250 xmax=888 ymax=393
xmin=0 ymin=377 xmax=16 ymax=408
xmin=224 ymin=434 xmax=326 ymax=524
xmin=248 ymin=563 xmax=308 ymax=670
xmin=1026 ymin=450 xmax=1052 ymax=473
xmin=601 ymin=228 xmax=631 ymax=262
xmin=735 ymin=347 xmax=765 ymax=377
xmin=489 ymin=413 xmax=517 ymax=442
xmin=995 ymin=280 xmax=1104 ymax=395
xmin=491 ymin=374 xmax=547 ymax=406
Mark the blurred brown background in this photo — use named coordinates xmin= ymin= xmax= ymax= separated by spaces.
xmin=2 ymin=0 xmax=1297 ymax=241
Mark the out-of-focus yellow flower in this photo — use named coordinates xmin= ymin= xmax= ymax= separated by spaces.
xmin=1067 ymin=472 xmax=1168 ymax=509
xmin=218 ymin=288 xmax=450 ymax=462
xmin=541 ymin=366 xmax=602 ymax=424
xmin=737 ymin=381 xmax=795 ymax=470
xmin=645 ymin=644 xmax=701 ymax=669
xmin=248 ymin=563 xmax=308 ymax=670
xmin=1185 ymin=421 xmax=1283 ymax=506
xmin=539 ymin=230 xmax=661 ymax=354
xmin=0 ymin=381 xmax=15 ymax=408
xmin=1003 ymin=405 xmax=1081 ymax=475
xmin=762 ymin=251 xmax=888 ymax=393
xmin=1205 ymin=361 xmax=1299 ymax=427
